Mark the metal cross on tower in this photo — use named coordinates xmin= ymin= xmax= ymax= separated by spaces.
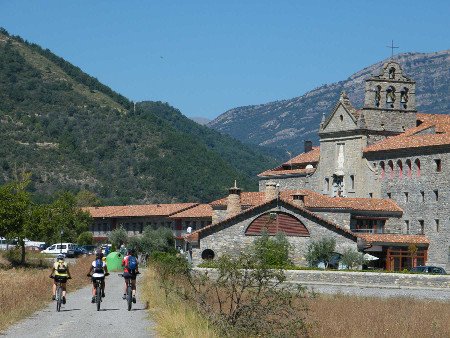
xmin=386 ymin=40 xmax=399 ymax=57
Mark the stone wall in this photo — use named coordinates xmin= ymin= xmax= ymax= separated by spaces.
xmin=196 ymin=268 xmax=450 ymax=289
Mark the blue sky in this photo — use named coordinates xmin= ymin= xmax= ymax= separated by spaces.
xmin=1 ymin=1 xmax=449 ymax=119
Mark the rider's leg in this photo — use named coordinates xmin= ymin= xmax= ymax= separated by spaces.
xmin=52 ymin=282 xmax=56 ymax=298
xmin=123 ymin=278 xmax=129 ymax=299
xmin=61 ymin=282 xmax=67 ymax=297
xmin=131 ymin=279 xmax=137 ymax=296
xmin=101 ymin=279 xmax=105 ymax=297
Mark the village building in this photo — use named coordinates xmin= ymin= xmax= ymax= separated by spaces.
xmin=85 ymin=61 xmax=449 ymax=272
xmin=186 ymin=61 xmax=450 ymax=271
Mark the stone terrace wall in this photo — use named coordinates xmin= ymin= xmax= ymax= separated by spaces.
xmin=195 ymin=268 xmax=450 ymax=289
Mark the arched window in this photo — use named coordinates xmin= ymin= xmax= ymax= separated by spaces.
xmin=201 ymin=249 xmax=215 ymax=260
xmin=389 ymin=67 xmax=395 ymax=79
xmin=400 ymin=87 xmax=409 ymax=109
xmin=380 ymin=161 xmax=385 ymax=179
xmin=388 ymin=160 xmax=394 ymax=179
xmin=374 ymin=85 xmax=381 ymax=107
xmin=406 ymin=159 xmax=412 ymax=178
xmin=245 ymin=212 xmax=309 ymax=237
xmin=397 ymin=160 xmax=403 ymax=178
xmin=386 ymin=86 xmax=396 ymax=108
xmin=415 ymin=159 xmax=421 ymax=177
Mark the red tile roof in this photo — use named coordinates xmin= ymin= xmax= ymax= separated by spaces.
xmin=364 ymin=113 xmax=450 ymax=153
xmin=210 ymin=190 xmax=402 ymax=213
xmin=170 ymin=204 xmax=213 ymax=218
xmin=258 ymin=147 xmax=319 ymax=177
xmin=357 ymin=233 xmax=429 ymax=245
xmin=84 ymin=203 xmax=198 ymax=218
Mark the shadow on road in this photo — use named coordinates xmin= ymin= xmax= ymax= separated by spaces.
xmin=99 ymin=308 xmax=120 ymax=311
xmin=61 ymin=308 xmax=81 ymax=312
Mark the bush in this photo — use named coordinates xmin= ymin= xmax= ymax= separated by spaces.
xmin=108 ymin=226 xmax=128 ymax=249
xmin=140 ymin=227 xmax=175 ymax=254
xmin=77 ymin=231 xmax=93 ymax=245
xmin=340 ymin=247 xmax=365 ymax=269
xmin=305 ymin=237 xmax=336 ymax=268
xmin=252 ymin=230 xmax=293 ymax=267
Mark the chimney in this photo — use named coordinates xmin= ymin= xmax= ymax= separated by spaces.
xmin=265 ymin=181 xmax=278 ymax=202
xmin=227 ymin=180 xmax=242 ymax=218
xmin=304 ymin=140 xmax=313 ymax=153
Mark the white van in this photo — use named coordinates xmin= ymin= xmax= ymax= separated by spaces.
xmin=41 ymin=243 xmax=76 ymax=257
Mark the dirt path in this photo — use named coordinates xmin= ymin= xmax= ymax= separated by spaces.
xmin=3 ymin=271 xmax=155 ymax=337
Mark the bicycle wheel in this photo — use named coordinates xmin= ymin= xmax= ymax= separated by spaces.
xmin=56 ymin=285 xmax=62 ymax=312
xmin=127 ymin=285 xmax=132 ymax=311
xmin=96 ymin=284 xmax=101 ymax=311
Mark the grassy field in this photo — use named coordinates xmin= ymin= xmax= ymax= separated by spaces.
xmin=143 ymin=264 xmax=450 ymax=337
xmin=0 ymin=254 xmax=92 ymax=332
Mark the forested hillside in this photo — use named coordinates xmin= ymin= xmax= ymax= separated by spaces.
xmin=0 ymin=29 xmax=277 ymax=204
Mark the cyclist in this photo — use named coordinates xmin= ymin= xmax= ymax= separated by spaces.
xmin=87 ymin=250 xmax=108 ymax=303
xmin=122 ymin=248 xmax=139 ymax=303
xmin=49 ymin=254 xmax=71 ymax=303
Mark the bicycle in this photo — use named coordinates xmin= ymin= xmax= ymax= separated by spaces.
xmin=88 ymin=273 xmax=109 ymax=311
xmin=51 ymin=276 xmax=70 ymax=312
xmin=118 ymin=273 xmax=139 ymax=311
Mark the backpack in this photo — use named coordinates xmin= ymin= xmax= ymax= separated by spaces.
xmin=127 ymin=255 xmax=137 ymax=272
xmin=57 ymin=262 xmax=67 ymax=273
xmin=94 ymin=259 xmax=104 ymax=273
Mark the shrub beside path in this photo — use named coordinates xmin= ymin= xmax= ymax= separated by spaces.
xmin=3 ymin=270 xmax=155 ymax=338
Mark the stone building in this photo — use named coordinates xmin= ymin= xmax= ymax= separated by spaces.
xmin=187 ymin=61 xmax=449 ymax=271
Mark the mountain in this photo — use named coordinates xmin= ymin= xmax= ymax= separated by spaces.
xmin=0 ymin=29 xmax=277 ymax=204
xmin=208 ymin=50 xmax=450 ymax=156
xmin=189 ymin=116 xmax=211 ymax=125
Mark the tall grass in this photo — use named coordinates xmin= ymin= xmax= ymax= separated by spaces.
xmin=142 ymin=267 xmax=219 ymax=338
xmin=306 ymin=294 xmax=450 ymax=337
xmin=0 ymin=255 xmax=92 ymax=332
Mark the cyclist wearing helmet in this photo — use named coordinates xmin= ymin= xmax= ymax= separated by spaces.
xmin=122 ymin=248 xmax=139 ymax=303
xmin=49 ymin=254 xmax=71 ymax=303
xmin=87 ymin=250 xmax=109 ymax=303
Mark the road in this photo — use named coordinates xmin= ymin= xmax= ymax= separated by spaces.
xmin=3 ymin=272 xmax=156 ymax=338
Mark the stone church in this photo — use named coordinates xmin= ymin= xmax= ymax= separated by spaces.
xmin=187 ymin=61 xmax=450 ymax=271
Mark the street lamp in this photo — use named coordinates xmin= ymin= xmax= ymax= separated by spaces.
xmin=60 ymin=229 xmax=64 ymax=254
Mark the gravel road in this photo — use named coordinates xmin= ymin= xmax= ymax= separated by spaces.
xmin=4 ymin=272 xmax=155 ymax=338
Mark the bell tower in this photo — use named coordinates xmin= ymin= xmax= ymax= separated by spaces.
xmin=362 ymin=61 xmax=416 ymax=136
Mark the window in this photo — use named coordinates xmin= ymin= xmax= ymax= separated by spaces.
xmin=387 ymin=192 xmax=391 ymax=199
xmin=405 ymin=220 xmax=410 ymax=234
xmin=415 ymin=159 xmax=421 ymax=177
xmin=420 ymin=191 xmax=425 ymax=202
xmin=404 ymin=192 xmax=409 ymax=202
xmin=419 ymin=220 xmax=424 ymax=235
xmin=340 ymin=115 xmax=343 ymax=121
xmin=380 ymin=162 xmax=385 ymax=179
xmin=397 ymin=160 xmax=403 ymax=178
xmin=350 ymin=175 xmax=355 ymax=190
xmin=388 ymin=161 xmax=394 ymax=179
xmin=324 ymin=178 xmax=330 ymax=193
xmin=435 ymin=159 xmax=442 ymax=172
xmin=369 ymin=193 xmax=373 ymax=198
xmin=406 ymin=159 xmax=412 ymax=178
xmin=435 ymin=219 xmax=440 ymax=232
xmin=434 ymin=190 xmax=439 ymax=201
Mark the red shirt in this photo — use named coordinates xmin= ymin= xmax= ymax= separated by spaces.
xmin=122 ymin=255 xmax=138 ymax=273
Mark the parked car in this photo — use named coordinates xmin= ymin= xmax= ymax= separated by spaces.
xmin=81 ymin=245 xmax=98 ymax=255
xmin=41 ymin=243 xmax=76 ymax=257
xmin=74 ymin=246 xmax=88 ymax=256
xmin=410 ymin=266 xmax=447 ymax=274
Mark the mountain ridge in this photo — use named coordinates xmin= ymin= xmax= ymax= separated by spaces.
xmin=208 ymin=49 xmax=450 ymax=156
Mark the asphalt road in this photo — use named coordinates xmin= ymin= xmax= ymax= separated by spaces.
xmin=3 ymin=271 xmax=155 ymax=338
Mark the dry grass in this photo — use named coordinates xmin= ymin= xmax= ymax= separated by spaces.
xmin=0 ymin=255 xmax=92 ymax=332
xmin=142 ymin=267 xmax=219 ymax=338
xmin=306 ymin=294 xmax=450 ymax=337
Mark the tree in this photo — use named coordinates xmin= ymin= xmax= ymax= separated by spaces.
xmin=340 ymin=247 xmax=365 ymax=269
xmin=0 ymin=177 xmax=33 ymax=264
xmin=77 ymin=231 xmax=94 ymax=245
xmin=108 ymin=226 xmax=128 ymax=249
xmin=75 ymin=189 xmax=102 ymax=207
xmin=140 ymin=227 xmax=174 ymax=254
xmin=305 ymin=237 xmax=336 ymax=268
xmin=252 ymin=230 xmax=292 ymax=267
